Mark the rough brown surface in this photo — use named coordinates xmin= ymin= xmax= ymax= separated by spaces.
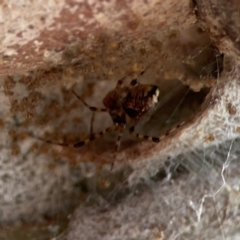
xmin=195 ymin=0 xmax=240 ymax=63
xmin=0 ymin=0 xmax=194 ymax=75
xmin=0 ymin=0 xmax=240 ymax=240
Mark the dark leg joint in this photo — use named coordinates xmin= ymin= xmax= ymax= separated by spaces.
xmin=129 ymin=126 xmax=134 ymax=132
xmin=118 ymin=79 xmax=123 ymax=85
xmin=106 ymin=127 xmax=113 ymax=133
xmin=89 ymin=135 xmax=96 ymax=140
xmin=130 ymin=79 xmax=138 ymax=86
xmin=74 ymin=141 xmax=85 ymax=148
xmin=152 ymin=137 xmax=160 ymax=143
xmin=90 ymin=107 xmax=97 ymax=111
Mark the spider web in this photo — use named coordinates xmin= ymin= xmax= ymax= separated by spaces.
xmin=61 ymin=33 xmax=240 ymax=240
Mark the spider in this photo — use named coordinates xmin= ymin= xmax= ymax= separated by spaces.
xmin=72 ymin=72 xmax=161 ymax=151
xmin=40 ymin=70 xmax=184 ymax=153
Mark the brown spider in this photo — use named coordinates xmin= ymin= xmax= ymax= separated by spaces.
xmin=40 ymin=70 xmax=184 ymax=152
xmin=73 ymin=72 xmax=161 ymax=151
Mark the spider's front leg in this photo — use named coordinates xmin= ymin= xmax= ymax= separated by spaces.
xmin=115 ymin=77 xmax=126 ymax=89
xmin=128 ymin=69 xmax=148 ymax=88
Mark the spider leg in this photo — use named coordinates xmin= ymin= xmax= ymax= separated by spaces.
xmin=90 ymin=112 xmax=95 ymax=135
xmin=109 ymin=123 xmax=125 ymax=170
xmin=72 ymin=90 xmax=108 ymax=112
xmin=115 ymin=77 xmax=126 ymax=89
xmin=129 ymin=79 xmax=138 ymax=87
xmin=129 ymin=70 xmax=145 ymax=88
xmin=129 ymin=121 xmax=185 ymax=143
xmin=37 ymin=124 xmax=118 ymax=148
xmin=129 ymin=125 xmax=160 ymax=143
xmin=73 ymin=124 xmax=118 ymax=147
xmin=129 ymin=58 xmax=159 ymax=87
xmin=114 ymin=124 xmax=126 ymax=151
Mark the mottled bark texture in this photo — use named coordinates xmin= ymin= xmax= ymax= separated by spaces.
xmin=0 ymin=0 xmax=240 ymax=239
xmin=195 ymin=0 xmax=240 ymax=63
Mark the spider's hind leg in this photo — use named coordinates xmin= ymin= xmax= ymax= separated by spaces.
xmin=73 ymin=124 xmax=118 ymax=148
xmin=37 ymin=124 xmax=118 ymax=149
xmin=110 ymin=123 xmax=126 ymax=170
xmin=129 ymin=125 xmax=160 ymax=143
xmin=129 ymin=121 xmax=185 ymax=144
xmin=90 ymin=112 xmax=95 ymax=135
xmin=114 ymin=124 xmax=126 ymax=152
